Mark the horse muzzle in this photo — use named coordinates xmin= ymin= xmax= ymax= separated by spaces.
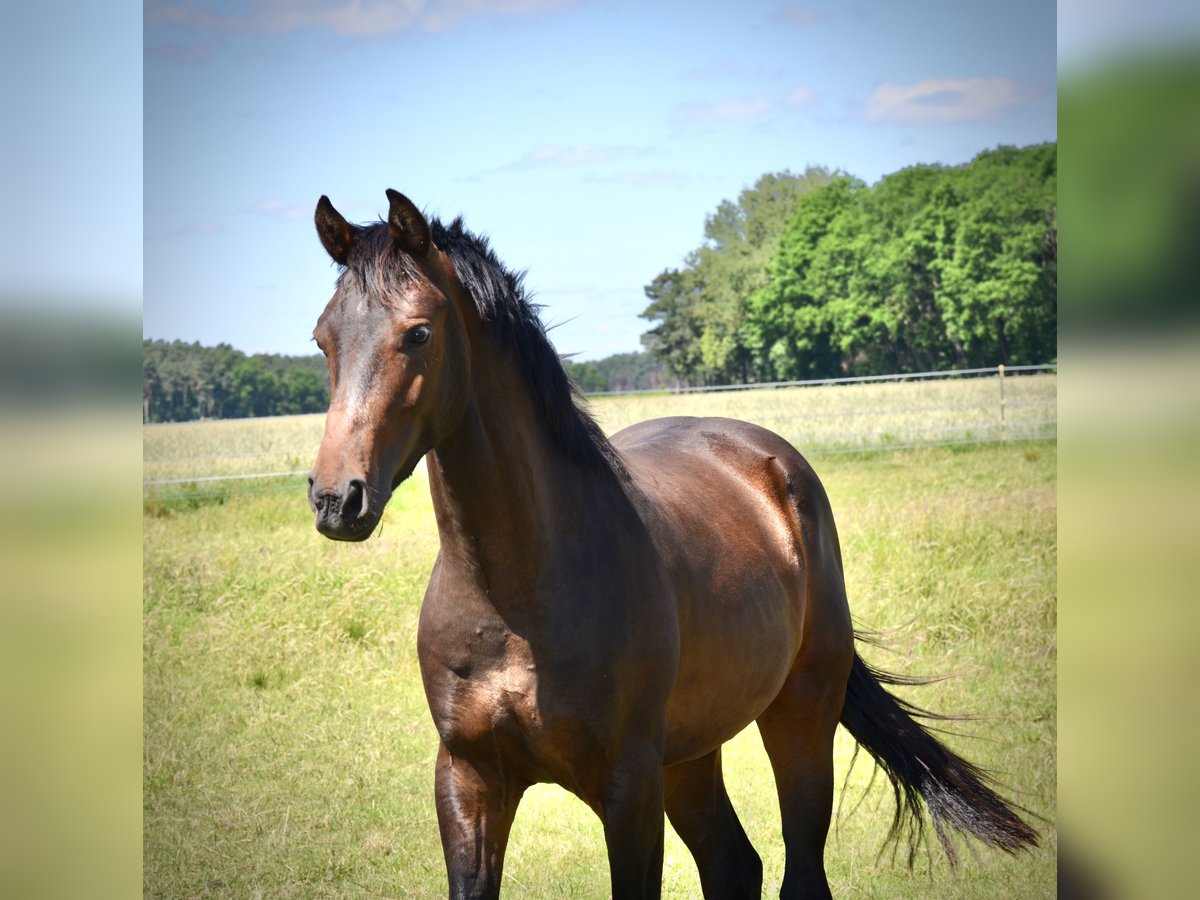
xmin=308 ymin=475 xmax=381 ymax=541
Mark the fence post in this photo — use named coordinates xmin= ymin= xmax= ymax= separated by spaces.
xmin=998 ymin=364 xmax=1007 ymax=443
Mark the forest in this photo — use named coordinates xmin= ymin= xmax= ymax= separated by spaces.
xmin=142 ymin=340 xmax=328 ymax=423
xmin=641 ymin=142 xmax=1056 ymax=385
xmin=144 ymin=142 xmax=1055 ymax=421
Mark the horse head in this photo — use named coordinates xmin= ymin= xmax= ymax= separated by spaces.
xmin=308 ymin=190 xmax=473 ymax=541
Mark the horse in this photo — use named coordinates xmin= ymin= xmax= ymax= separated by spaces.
xmin=306 ymin=189 xmax=1038 ymax=898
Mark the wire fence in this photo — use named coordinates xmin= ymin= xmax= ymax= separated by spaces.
xmin=587 ymin=363 xmax=1054 ymax=396
xmin=144 ymin=364 xmax=1056 ymax=507
xmin=583 ymin=363 xmax=1056 ymax=459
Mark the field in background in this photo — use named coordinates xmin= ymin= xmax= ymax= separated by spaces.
xmin=592 ymin=371 xmax=1053 ymax=449
xmin=143 ymin=383 xmax=1056 ymax=897
xmin=143 ymin=371 xmax=1055 ymax=496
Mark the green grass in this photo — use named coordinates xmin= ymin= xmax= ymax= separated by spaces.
xmin=144 ymin=406 xmax=1056 ymax=897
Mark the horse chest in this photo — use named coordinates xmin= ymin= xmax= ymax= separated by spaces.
xmin=454 ymin=656 xmax=541 ymax=739
xmin=418 ymin=606 xmax=619 ymax=792
xmin=419 ymin=612 xmax=545 ymax=743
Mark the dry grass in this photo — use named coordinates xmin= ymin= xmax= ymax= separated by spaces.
xmin=588 ymin=374 xmax=1055 ymax=451
xmin=142 ymin=374 xmax=1056 ymax=486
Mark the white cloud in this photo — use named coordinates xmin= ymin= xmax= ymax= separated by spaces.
xmin=259 ymin=0 xmax=424 ymax=35
xmin=864 ymin=77 xmax=1033 ymax=125
xmin=145 ymin=0 xmax=572 ymax=36
xmin=421 ymin=0 xmax=572 ymax=32
xmin=671 ymin=95 xmax=772 ymax=127
xmin=784 ymin=85 xmax=819 ymax=110
xmin=767 ymin=5 xmax=826 ymax=29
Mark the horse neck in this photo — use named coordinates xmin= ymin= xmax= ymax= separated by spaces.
xmin=425 ymin=339 xmax=611 ymax=595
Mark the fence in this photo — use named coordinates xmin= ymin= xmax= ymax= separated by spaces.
xmin=143 ymin=364 xmax=1056 ymax=505
xmin=587 ymin=363 xmax=1054 ymax=397
xmin=588 ymin=363 xmax=1055 ymax=449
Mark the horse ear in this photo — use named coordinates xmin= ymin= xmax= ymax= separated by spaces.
xmin=386 ymin=189 xmax=431 ymax=258
xmin=315 ymin=195 xmax=356 ymax=265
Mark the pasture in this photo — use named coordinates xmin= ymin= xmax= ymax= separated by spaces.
xmin=143 ymin=373 xmax=1055 ymax=488
xmin=143 ymin=380 xmax=1056 ymax=897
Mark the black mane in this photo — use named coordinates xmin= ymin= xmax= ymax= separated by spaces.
xmin=346 ymin=215 xmax=623 ymax=477
xmin=430 ymin=217 xmax=625 ymax=477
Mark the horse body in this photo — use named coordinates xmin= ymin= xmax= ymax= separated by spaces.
xmin=616 ymin=416 xmax=853 ymax=764
xmin=307 ymin=190 xmax=1037 ymax=898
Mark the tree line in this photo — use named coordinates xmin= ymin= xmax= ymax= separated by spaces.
xmin=561 ymin=351 xmax=671 ymax=393
xmin=641 ymin=143 xmax=1056 ymax=385
xmin=143 ymin=340 xmax=328 ymax=423
xmin=144 ymin=142 xmax=1055 ymax=420
xmin=143 ymin=337 xmax=671 ymax=422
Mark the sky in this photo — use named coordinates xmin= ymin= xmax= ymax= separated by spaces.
xmin=141 ymin=0 xmax=1061 ymax=361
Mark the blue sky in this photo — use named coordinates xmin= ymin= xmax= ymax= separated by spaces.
xmin=143 ymin=0 xmax=1058 ymax=360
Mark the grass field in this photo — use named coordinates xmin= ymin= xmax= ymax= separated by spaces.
xmin=142 ymin=373 xmax=1055 ymax=489
xmin=143 ymin=384 xmax=1056 ymax=898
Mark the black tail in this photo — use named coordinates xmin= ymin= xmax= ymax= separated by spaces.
xmin=838 ymin=651 xmax=1039 ymax=866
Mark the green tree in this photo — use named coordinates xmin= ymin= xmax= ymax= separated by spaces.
xmin=142 ymin=340 xmax=329 ymax=421
xmin=934 ymin=145 xmax=1057 ymax=365
xmin=642 ymin=168 xmax=839 ymax=384
xmin=228 ymin=357 xmax=282 ymax=418
xmin=564 ymin=351 xmax=670 ymax=393
xmin=562 ymin=360 xmax=609 ymax=393
xmin=736 ymin=143 xmax=1057 ymax=379
xmin=640 ymin=266 xmax=707 ymax=384
xmin=746 ymin=176 xmax=865 ymax=379
xmin=831 ymin=163 xmax=953 ymax=373
xmin=284 ymin=368 xmax=328 ymax=414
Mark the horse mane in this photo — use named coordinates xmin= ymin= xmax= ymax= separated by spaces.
xmin=337 ymin=214 xmax=621 ymax=477
xmin=427 ymin=217 xmax=625 ymax=478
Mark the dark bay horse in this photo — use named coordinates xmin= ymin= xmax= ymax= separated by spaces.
xmin=307 ymin=190 xmax=1037 ymax=898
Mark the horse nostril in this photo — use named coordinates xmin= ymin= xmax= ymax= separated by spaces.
xmin=344 ymin=479 xmax=368 ymax=520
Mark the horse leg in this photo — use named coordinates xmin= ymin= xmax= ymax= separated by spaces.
xmin=599 ymin=745 xmax=667 ymax=899
xmin=755 ymin=663 xmax=850 ymax=900
xmin=433 ymin=741 xmax=525 ymax=900
xmin=663 ymin=747 xmax=762 ymax=899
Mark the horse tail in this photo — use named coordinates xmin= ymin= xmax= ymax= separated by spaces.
xmin=838 ymin=650 xmax=1039 ymax=866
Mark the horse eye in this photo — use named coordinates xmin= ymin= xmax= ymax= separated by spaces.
xmin=408 ymin=325 xmax=432 ymax=347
